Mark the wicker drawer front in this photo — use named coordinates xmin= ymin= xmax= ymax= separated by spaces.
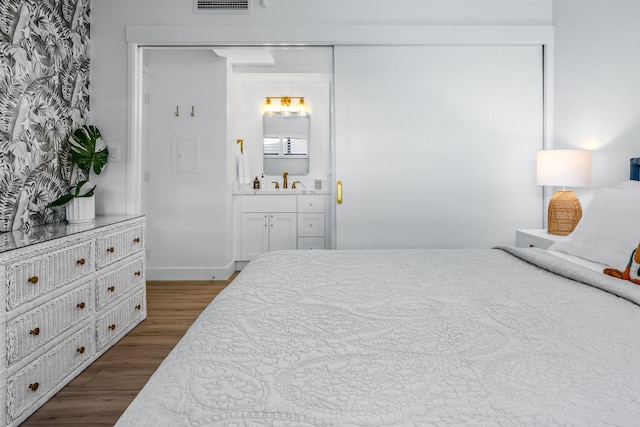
xmin=6 ymin=241 xmax=93 ymax=310
xmin=7 ymin=324 xmax=94 ymax=421
xmin=7 ymin=281 xmax=94 ymax=366
xmin=96 ymin=225 xmax=144 ymax=269
xmin=96 ymin=288 xmax=146 ymax=350
xmin=95 ymin=257 xmax=145 ymax=310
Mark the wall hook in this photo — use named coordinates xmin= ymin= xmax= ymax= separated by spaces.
xmin=175 ymin=106 xmax=179 ymax=117
xmin=191 ymin=106 xmax=195 ymax=117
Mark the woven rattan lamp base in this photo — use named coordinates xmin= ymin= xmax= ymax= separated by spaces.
xmin=547 ymin=190 xmax=582 ymax=236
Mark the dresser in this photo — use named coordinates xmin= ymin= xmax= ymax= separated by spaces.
xmin=0 ymin=216 xmax=146 ymax=426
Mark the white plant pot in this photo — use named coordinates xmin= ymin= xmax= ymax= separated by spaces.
xmin=66 ymin=196 xmax=95 ymax=224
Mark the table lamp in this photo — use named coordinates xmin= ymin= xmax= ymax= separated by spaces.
xmin=536 ymin=149 xmax=592 ymax=236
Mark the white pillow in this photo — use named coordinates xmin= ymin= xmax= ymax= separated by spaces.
xmin=548 ymin=187 xmax=640 ymax=268
xmin=615 ymin=180 xmax=640 ymax=190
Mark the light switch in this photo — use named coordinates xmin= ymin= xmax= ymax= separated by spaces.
xmin=108 ymin=145 xmax=120 ymax=162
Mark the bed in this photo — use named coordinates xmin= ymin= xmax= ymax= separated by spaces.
xmin=117 ymin=159 xmax=640 ymax=426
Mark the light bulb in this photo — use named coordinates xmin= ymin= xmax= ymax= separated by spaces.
xmin=296 ymin=97 xmax=307 ymax=114
xmin=262 ymin=97 xmax=273 ymax=114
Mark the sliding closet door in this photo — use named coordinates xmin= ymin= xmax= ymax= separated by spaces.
xmin=334 ymin=45 xmax=543 ymax=249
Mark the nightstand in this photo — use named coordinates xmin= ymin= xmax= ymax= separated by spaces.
xmin=515 ymin=229 xmax=567 ymax=249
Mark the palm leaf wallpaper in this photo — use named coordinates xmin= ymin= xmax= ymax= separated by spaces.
xmin=0 ymin=0 xmax=90 ymax=232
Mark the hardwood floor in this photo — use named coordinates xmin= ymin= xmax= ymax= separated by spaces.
xmin=21 ymin=275 xmax=236 ymax=426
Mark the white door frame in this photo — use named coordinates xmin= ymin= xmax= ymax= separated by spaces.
xmin=125 ymin=25 xmax=555 ymax=246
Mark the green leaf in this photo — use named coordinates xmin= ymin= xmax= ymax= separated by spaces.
xmin=73 ymin=180 xmax=90 ymax=196
xmin=45 ymin=181 xmax=95 ymax=209
xmin=93 ymin=149 xmax=109 ymax=175
xmin=69 ymin=125 xmax=109 ymax=175
xmin=47 ymin=194 xmax=74 ymax=208
xmin=78 ymin=185 xmax=96 ymax=198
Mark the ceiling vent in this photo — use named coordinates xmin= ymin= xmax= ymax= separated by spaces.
xmin=194 ymin=0 xmax=252 ymax=14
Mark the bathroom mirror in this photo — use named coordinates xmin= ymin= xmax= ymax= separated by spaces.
xmin=263 ymin=113 xmax=310 ymax=175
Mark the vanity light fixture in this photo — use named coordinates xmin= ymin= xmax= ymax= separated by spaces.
xmin=537 ymin=149 xmax=592 ymax=236
xmin=262 ymin=97 xmax=308 ymax=115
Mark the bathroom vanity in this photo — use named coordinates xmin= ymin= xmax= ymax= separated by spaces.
xmin=234 ymin=192 xmax=329 ymax=262
xmin=233 ymin=92 xmax=330 ymax=264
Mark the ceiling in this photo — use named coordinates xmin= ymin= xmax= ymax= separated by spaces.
xmin=212 ymin=46 xmax=332 ymax=73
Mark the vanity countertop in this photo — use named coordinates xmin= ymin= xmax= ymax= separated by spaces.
xmin=234 ymin=189 xmax=330 ymax=196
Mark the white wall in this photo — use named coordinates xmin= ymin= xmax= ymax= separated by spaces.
xmin=553 ymin=0 xmax=640 ymax=195
xmin=143 ymin=49 xmax=231 ymax=280
xmin=91 ymin=0 xmax=552 ymax=215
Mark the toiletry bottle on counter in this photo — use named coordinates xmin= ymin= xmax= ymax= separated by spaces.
xmin=253 ymin=176 xmax=260 ymax=189
xmin=260 ymin=173 xmax=266 ymax=189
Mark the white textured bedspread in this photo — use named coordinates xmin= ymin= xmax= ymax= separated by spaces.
xmin=117 ymin=248 xmax=640 ymax=426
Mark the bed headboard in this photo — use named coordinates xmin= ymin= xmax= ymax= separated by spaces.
xmin=632 ymin=158 xmax=640 ymax=181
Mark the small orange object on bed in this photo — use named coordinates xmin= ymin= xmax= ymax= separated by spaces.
xmin=604 ymin=241 xmax=640 ymax=285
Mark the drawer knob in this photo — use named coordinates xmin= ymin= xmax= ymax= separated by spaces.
xmin=76 ymin=258 xmax=86 ymax=265
xmin=77 ymin=302 xmax=86 ymax=309
xmin=77 ymin=346 xmax=85 ymax=354
xmin=109 ymin=324 xmax=116 ymax=330
xmin=133 ymin=237 xmax=141 ymax=243
xmin=107 ymin=286 xmax=115 ymax=292
xmin=107 ymin=247 xmax=115 ymax=253
xmin=30 ymin=327 xmax=40 ymax=336
xmin=29 ymin=383 xmax=39 ymax=391
xmin=134 ymin=271 xmax=141 ymax=276
xmin=135 ymin=304 xmax=141 ymax=310
xmin=28 ymin=276 xmax=39 ymax=284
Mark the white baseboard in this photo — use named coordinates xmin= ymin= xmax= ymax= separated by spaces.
xmin=145 ymin=263 xmax=236 ymax=281
xmin=235 ymin=261 xmax=250 ymax=270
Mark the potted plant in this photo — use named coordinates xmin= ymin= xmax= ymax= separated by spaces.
xmin=48 ymin=125 xmax=109 ymax=224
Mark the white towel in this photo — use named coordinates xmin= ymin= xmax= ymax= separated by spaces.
xmin=236 ymin=144 xmax=250 ymax=185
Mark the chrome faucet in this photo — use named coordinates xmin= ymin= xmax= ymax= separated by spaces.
xmin=282 ymin=171 xmax=288 ymax=189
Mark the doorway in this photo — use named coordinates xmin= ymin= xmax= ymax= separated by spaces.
xmin=140 ymin=46 xmax=333 ymax=280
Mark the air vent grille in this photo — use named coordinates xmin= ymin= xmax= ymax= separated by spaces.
xmin=195 ymin=0 xmax=251 ymax=13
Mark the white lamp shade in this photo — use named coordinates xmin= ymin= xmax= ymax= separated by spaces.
xmin=536 ymin=150 xmax=592 ymax=187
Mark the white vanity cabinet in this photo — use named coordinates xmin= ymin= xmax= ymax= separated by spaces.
xmin=0 ymin=216 xmax=146 ymax=426
xmin=238 ymin=194 xmax=328 ymax=261
xmin=240 ymin=196 xmax=297 ymax=260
